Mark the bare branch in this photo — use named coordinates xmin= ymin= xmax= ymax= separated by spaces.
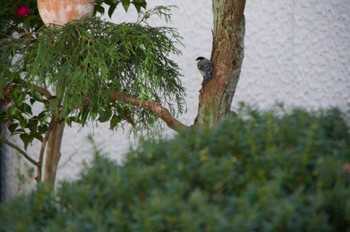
xmin=0 ymin=137 xmax=38 ymax=167
xmin=109 ymin=91 xmax=190 ymax=133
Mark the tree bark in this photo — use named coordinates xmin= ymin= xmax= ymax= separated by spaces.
xmin=194 ymin=0 xmax=246 ymax=127
xmin=109 ymin=91 xmax=190 ymax=132
xmin=43 ymin=119 xmax=65 ymax=187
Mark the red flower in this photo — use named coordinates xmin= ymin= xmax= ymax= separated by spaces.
xmin=17 ymin=5 xmax=29 ymax=17
xmin=1 ymin=87 xmax=12 ymax=105
xmin=3 ymin=88 xmax=10 ymax=95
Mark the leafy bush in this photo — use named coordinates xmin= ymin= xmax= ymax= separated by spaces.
xmin=1 ymin=108 xmax=350 ymax=231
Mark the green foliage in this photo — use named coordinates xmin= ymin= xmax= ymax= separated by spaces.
xmin=0 ymin=184 xmax=56 ymax=232
xmin=1 ymin=108 xmax=350 ymax=231
xmin=95 ymin=0 xmax=147 ymax=17
xmin=1 ymin=13 xmax=185 ymax=146
xmin=1 ymin=85 xmax=49 ymax=148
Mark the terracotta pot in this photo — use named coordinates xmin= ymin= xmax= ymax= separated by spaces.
xmin=37 ymin=0 xmax=95 ymax=26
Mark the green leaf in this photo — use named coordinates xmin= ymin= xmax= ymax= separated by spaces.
xmin=133 ymin=0 xmax=147 ymax=12
xmin=38 ymin=124 xmax=49 ymax=134
xmin=134 ymin=4 xmax=141 ymax=12
xmin=77 ymin=109 xmax=90 ymax=125
xmin=37 ymin=111 xmax=48 ymax=121
xmin=19 ymin=117 xmax=28 ymax=128
xmin=20 ymin=103 xmax=33 ymax=115
xmin=32 ymin=91 xmax=43 ymax=102
xmin=110 ymin=114 xmax=122 ymax=129
xmin=28 ymin=118 xmax=39 ymax=132
xmin=8 ymin=123 xmax=19 ymax=134
xmin=65 ymin=116 xmax=77 ymax=126
xmin=121 ymin=0 xmax=131 ymax=12
xmin=99 ymin=107 xmax=112 ymax=123
xmin=20 ymin=133 xmax=34 ymax=149
xmin=108 ymin=3 xmax=118 ymax=18
xmin=7 ymin=106 xmax=19 ymax=118
xmin=94 ymin=5 xmax=105 ymax=15
xmin=0 ymin=111 xmax=7 ymax=123
xmin=33 ymin=132 xmax=44 ymax=142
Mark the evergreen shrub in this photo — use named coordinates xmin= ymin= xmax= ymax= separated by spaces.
xmin=1 ymin=108 xmax=350 ymax=231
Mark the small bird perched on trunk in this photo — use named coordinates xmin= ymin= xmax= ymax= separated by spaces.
xmin=196 ymin=56 xmax=212 ymax=81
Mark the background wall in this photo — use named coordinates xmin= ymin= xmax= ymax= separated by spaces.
xmin=2 ymin=0 xmax=350 ymax=198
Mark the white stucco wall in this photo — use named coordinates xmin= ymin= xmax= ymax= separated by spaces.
xmin=239 ymin=1 xmax=350 ymax=110
xmin=3 ymin=0 xmax=350 ymax=196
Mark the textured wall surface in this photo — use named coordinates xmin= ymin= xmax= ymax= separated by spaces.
xmin=237 ymin=1 xmax=350 ymax=110
xmin=2 ymin=0 xmax=350 ymax=197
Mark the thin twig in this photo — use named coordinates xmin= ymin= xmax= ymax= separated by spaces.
xmin=58 ymin=150 xmax=79 ymax=169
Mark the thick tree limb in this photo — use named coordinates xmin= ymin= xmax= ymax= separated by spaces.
xmin=13 ymin=80 xmax=190 ymax=133
xmin=194 ymin=0 xmax=246 ymax=127
xmin=44 ymin=118 xmax=65 ymax=186
xmin=109 ymin=91 xmax=190 ymax=133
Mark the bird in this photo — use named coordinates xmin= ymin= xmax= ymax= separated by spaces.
xmin=195 ymin=56 xmax=212 ymax=81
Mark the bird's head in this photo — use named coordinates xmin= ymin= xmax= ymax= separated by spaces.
xmin=195 ymin=56 xmax=206 ymax=61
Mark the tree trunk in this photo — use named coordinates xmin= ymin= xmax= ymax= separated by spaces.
xmin=43 ymin=119 xmax=65 ymax=187
xmin=194 ymin=0 xmax=246 ymax=127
